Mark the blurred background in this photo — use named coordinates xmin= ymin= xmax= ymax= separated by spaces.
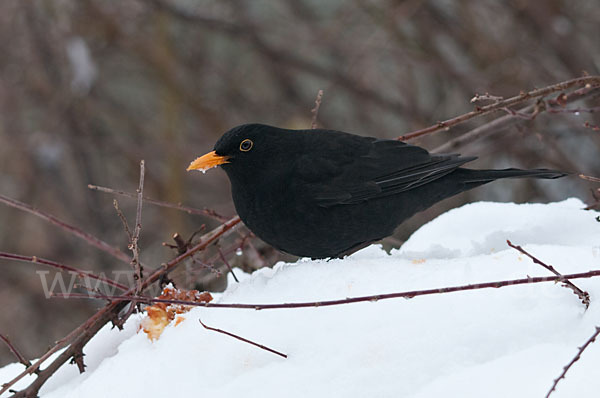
xmin=1 ymin=0 xmax=599 ymax=366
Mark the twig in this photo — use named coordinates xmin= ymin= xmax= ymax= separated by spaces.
xmin=0 ymin=193 xmax=132 ymax=264
xmin=0 ymin=334 xmax=33 ymax=370
xmin=188 ymin=258 xmax=222 ymax=277
xmin=0 ymin=252 xmax=129 ymax=291
xmin=470 ymin=93 xmax=504 ymax=103
xmin=398 ymin=75 xmax=600 ymax=141
xmin=546 ymin=326 xmax=600 ymax=398
xmin=131 ymin=160 xmax=145 ymax=294
xmin=507 ymin=240 xmax=590 ymax=308
xmin=87 ymin=184 xmax=229 ymax=222
xmin=199 ymin=319 xmax=287 ymax=359
xmin=310 ymin=89 xmax=323 ymax=129
xmin=54 ymin=268 xmax=600 ymax=310
xmin=113 ymin=199 xmax=132 ymax=241
xmin=218 ymin=247 xmax=239 ymax=283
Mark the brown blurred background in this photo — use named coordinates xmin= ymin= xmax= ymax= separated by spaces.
xmin=1 ymin=0 xmax=599 ymax=366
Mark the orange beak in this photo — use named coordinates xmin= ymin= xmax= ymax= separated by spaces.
xmin=187 ymin=151 xmax=230 ymax=173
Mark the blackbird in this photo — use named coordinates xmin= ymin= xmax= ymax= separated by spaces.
xmin=188 ymin=124 xmax=566 ymax=259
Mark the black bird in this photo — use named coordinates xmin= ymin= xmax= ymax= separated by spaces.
xmin=188 ymin=124 xmax=566 ymax=259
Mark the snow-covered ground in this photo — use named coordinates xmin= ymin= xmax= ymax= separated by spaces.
xmin=2 ymin=199 xmax=599 ymax=397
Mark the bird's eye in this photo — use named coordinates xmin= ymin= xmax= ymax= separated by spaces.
xmin=240 ymin=139 xmax=253 ymax=152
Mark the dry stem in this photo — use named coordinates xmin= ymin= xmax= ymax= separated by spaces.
xmin=546 ymin=326 xmax=600 ymax=398
xmin=54 ymin=268 xmax=600 ymax=311
xmin=507 ymin=240 xmax=590 ymax=308
xmin=199 ymin=319 xmax=287 ymax=358
xmin=0 ymin=252 xmax=128 ymax=291
xmin=88 ymin=184 xmax=229 ymax=222
xmin=0 ymin=194 xmax=132 ymax=264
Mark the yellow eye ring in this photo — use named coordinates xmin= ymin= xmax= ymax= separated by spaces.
xmin=240 ymin=139 xmax=253 ymax=152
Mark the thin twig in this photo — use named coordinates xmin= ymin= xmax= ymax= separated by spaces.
xmin=54 ymin=268 xmax=600 ymax=310
xmin=310 ymin=89 xmax=323 ymax=129
xmin=113 ymin=199 xmax=132 ymax=241
xmin=88 ymin=185 xmax=229 ymax=222
xmin=0 ymin=334 xmax=33 ymax=370
xmin=0 ymin=193 xmax=132 ymax=264
xmin=470 ymin=93 xmax=504 ymax=103
xmin=546 ymin=326 xmax=600 ymax=398
xmin=0 ymin=252 xmax=128 ymax=291
xmin=218 ymin=247 xmax=239 ymax=283
xmin=507 ymin=240 xmax=590 ymax=308
xmin=131 ymin=160 xmax=145 ymax=293
xmin=398 ymin=75 xmax=600 ymax=141
xmin=199 ymin=319 xmax=287 ymax=358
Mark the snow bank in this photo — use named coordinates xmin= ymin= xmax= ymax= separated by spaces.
xmin=2 ymin=199 xmax=599 ymax=398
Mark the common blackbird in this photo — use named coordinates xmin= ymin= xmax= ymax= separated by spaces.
xmin=188 ymin=124 xmax=566 ymax=259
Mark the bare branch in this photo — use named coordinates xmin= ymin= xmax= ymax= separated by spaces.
xmin=113 ymin=199 xmax=132 ymax=241
xmin=0 ymin=334 xmax=33 ymax=370
xmin=199 ymin=319 xmax=287 ymax=359
xmin=546 ymin=326 xmax=600 ymax=398
xmin=471 ymin=93 xmax=504 ymax=103
xmin=88 ymin=184 xmax=229 ymax=222
xmin=218 ymin=247 xmax=239 ymax=283
xmin=0 ymin=193 xmax=132 ymax=264
xmin=507 ymin=240 xmax=590 ymax=308
xmin=398 ymin=75 xmax=600 ymax=141
xmin=131 ymin=160 xmax=145 ymax=294
xmin=433 ymin=82 xmax=600 ymax=153
xmin=54 ymin=268 xmax=600 ymax=310
xmin=0 ymin=252 xmax=129 ymax=291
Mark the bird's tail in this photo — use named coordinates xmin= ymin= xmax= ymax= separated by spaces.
xmin=458 ymin=168 xmax=568 ymax=183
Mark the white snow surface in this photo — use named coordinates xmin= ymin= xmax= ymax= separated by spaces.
xmin=2 ymin=199 xmax=600 ymax=397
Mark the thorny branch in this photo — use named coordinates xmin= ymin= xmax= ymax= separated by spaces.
xmin=507 ymin=240 xmax=590 ymax=308
xmin=54 ymin=269 xmax=600 ymax=311
xmin=398 ymin=75 xmax=600 ymax=141
xmin=546 ymin=326 xmax=600 ymax=398
xmin=0 ymin=334 xmax=33 ymax=371
xmin=432 ymin=81 xmax=600 ymax=153
xmin=199 ymin=319 xmax=287 ymax=359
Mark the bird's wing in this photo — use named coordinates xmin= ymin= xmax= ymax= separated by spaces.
xmin=295 ymin=138 xmax=476 ymax=207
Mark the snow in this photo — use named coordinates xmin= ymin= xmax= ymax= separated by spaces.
xmin=2 ymin=199 xmax=599 ymax=397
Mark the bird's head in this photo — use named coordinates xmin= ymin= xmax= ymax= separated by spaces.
xmin=187 ymin=124 xmax=298 ymax=180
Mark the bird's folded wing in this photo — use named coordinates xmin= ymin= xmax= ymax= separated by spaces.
xmin=296 ymin=139 xmax=476 ymax=207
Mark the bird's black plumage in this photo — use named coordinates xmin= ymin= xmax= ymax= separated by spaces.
xmin=189 ymin=124 xmax=566 ymax=259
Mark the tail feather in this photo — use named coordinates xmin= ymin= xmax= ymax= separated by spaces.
xmin=459 ymin=168 xmax=568 ymax=183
